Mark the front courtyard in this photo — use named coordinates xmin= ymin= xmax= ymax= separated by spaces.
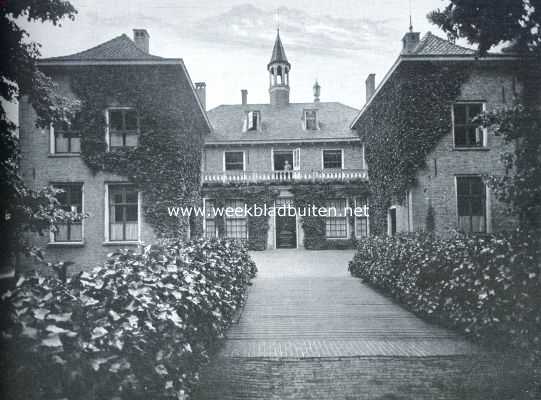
xmin=195 ymin=250 xmax=524 ymax=399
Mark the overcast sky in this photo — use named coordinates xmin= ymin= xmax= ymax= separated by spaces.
xmin=14 ymin=0 xmax=462 ymax=113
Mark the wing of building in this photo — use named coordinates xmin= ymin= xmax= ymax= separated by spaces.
xmin=351 ymin=30 xmax=531 ymax=236
xmin=19 ymin=30 xmax=211 ymax=270
xmin=202 ymin=31 xmax=369 ymax=250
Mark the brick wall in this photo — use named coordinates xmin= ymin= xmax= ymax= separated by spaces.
xmin=18 ymin=76 xmax=158 ymax=273
xmin=405 ymin=65 xmax=520 ymax=235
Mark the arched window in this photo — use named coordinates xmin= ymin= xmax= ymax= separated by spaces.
xmin=277 ymin=65 xmax=283 ymax=84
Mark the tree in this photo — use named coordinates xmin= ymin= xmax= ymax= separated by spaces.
xmin=429 ymin=1 xmax=541 ymax=231
xmin=428 ymin=0 xmax=541 ymax=55
xmin=0 ymin=0 xmax=81 ymax=271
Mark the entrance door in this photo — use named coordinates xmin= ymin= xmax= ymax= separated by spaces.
xmin=275 ymin=199 xmax=297 ymax=248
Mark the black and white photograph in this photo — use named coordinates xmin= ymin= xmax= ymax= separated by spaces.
xmin=1 ymin=0 xmax=540 ymax=398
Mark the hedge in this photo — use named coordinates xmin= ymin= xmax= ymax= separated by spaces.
xmin=349 ymin=232 xmax=541 ymax=358
xmin=0 ymin=238 xmax=256 ymax=399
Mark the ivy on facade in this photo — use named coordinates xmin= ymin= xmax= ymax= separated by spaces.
xmin=62 ymin=65 xmax=206 ymax=237
xmin=355 ymin=62 xmax=469 ymax=234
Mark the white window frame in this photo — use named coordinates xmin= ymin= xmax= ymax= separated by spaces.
xmin=321 ymin=149 xmax=344 ymax=170
xmin=104 ymin=183 xmax=142 ymax=244
xmin=223 ymin=150 xmax=245 ymax=172
xmin=451 ymin=101 xmax=488 ymax=148
xmin=49 ymin=123 xmax=81 ymax=156
xmin=105 ymin=106 xmax=139 ymax=151
xmin=203 ymin=198 xmax=218 ymax=238
xmin=49 ymin=182 xmax=85 ymax=245
xmin=324 ymin=198 xmax=349 ymax=240
xmin=245 ymin=110 xmax=260 ymax=132
xmin=303 ymin=109 xmax=318 ymax=130
xmin=454 ymin=175 xmax=490 ymax=234
xmin=353 ymin=197 xmax=370 ymax=238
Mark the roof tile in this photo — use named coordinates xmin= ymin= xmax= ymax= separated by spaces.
xmin=411 ymin=32 xmax=476 ymax=56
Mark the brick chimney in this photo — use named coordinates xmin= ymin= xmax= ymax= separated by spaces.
xmin=365 ymin=74 xmax=375 ymax=103
xmin=133 ymin=29 xmax=150 ymax=53
xmin=195 ymin=82 xmax=206 ymax=110
xmin=241 ymin=89 xmax=248 ymax=105
xmin=401 ymin=31 xmax=420 ymax=54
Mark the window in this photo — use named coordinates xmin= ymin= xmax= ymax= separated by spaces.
xmin=325 ymin=199 xmax=347 ymax=238
xmin=246 ymin=111 xmax=260 ymax=131
xmin=108 ymin=184 xmax=139 ymax=241
xmin=204 ymin=199 xmax=217 ymax=238
xmin=453 ymin=103 xmax=484 ymax=147
xmin=305 ymin=110 xmax=317 ymax=130
xmin=457 ymin=176 xmax=486 ymax=233
xmin=323 ymin=149 xmax=343 ymax=169
xmin=52 ymin=120 xmax=81 ymax=154
xmin=355 ymin=198 xmax=369 ymax=238
xmin=52 ymin=183 xmax=83 ymax=242
xmin=224 ymin=151 xmax=244 ymax=171
xmin=107 ymin=108 xmax=139 ymax=149
xmin=225 ymin=199 xmax=247 ymax=239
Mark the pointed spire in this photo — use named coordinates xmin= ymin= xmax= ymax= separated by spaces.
xmin=313 ymin=80 xmax=321 ymax=102
xmin=268 ymin=29 xmax=290 ymax=68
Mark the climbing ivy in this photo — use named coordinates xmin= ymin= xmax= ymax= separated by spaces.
xmin=290 ymin=180 xmax=369 ymax=249
xmin=202 ymin=184 xmax=280 ymax=250
xmin=355 ymin=62 xmax=469 ymax=234
xmin=50 ymin=64 xmax=207 ymax=237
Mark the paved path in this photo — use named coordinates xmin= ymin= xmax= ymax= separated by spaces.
xmin=195 ymin=250 xmax=514 ymax=400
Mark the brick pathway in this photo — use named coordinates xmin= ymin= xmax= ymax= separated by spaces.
xmin=194 ymin=250 xmax=519 ymax=399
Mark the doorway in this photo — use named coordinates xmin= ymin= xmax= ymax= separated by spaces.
xmin=275 ymin=198 xmax=297 ymax=249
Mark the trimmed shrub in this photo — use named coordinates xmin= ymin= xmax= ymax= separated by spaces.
xmin=0 ymin=238 xmax=256 ymax=399
xmin=348 ymin=231 xmax=541 ymax=357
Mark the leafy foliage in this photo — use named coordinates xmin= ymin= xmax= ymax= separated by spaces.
xmin=349 ymin=232 xmax=541 ymax=366
xmin=0 ymin=238 xmax=256 ymax=399
xmin=354 ymin=62 xmax=468 ymax=234
xmin=290 ymin=181 xmax=369 ymax=249
xmin=428 ymin=0 xmax=541 ymax=55
xmin=0 ymin=1 xmax=81 ymax=270
xmin=55 ymin=65 xmax=208 ymax=238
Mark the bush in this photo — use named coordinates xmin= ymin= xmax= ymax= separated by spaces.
xmin=0 ymin=238 xmax=256 ymax=399
xmin=348 ymin=232 xmax=541 ymax=357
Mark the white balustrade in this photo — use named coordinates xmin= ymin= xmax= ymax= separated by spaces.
xmin=202 ymin=169 xmax=368 ymax=184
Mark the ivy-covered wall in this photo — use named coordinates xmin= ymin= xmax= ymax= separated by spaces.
xmin=46 ymin=64 xmax=209 ymax=238
xmin=354 ymin=61 xmax=470 ymax=234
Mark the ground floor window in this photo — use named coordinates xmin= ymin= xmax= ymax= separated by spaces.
xmin=204 ymin=199 xmax=217 ymax=238
xmin=108 ymin=184 xmax=139 ymax=241
xmin=355 ymin=198 xmax=369 ymax=238
xmin=52 ymin=182 xmax=83 ymax=242
xmin=225 ymin=199 xmax=248 ymax=239
xmin=325 ymin=198 xmax=347 ymax=238
xmin=457 ymin=176 xmax=486 ymax=233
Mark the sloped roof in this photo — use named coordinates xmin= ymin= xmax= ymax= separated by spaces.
xmin=410 ymin=32 xmax=476 ymax=56
xmin=42 ymin=34 xmax=164 ymax=62
xmin=268 ymin=30 xmax=290 ymax=68
xmin=207 ymin=102 xmax=359 ymax=144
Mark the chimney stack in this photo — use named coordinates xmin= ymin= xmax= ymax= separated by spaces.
xmin=401 ymin=31 xmax=420 ymax=54
xmin=195 ymin=82 xmax=206 ymax=110
xmin=365 ymin=74 xmax=376 ymax=104
xmin=133 ymin=29 xmax=150 ymax=53
xmin=313 ymin=80 xmax=321 ymax=103
xmin=241 ymin=89 xmax=248 ymax=105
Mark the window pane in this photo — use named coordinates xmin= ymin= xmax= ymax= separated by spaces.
xmin=323 ymin=150 xmax=342 ymax=169
xmin=325 ymin=217 xmax=347 ymax=238
xmin=55 ymin=224 xmax=69 ymax=242
xmin=124 ymin=132 xmax=138 ymax=147
xmin=110 ymin=223 xmax=124 ymax=241
xmin=456 ymin=177 xmax=485 ymax=232
xmin=453 ymin=104 xmax=466 ymax=124
xmin=109 ymin=110 xmax=123 ymax=131
xmin=356 ymin=217 xmax=368 ymax=238
xmin=125 ymin=110 xmax=138 ymax=130
xmin=70 ymin=137 xmax=81 ymax=153
xmin=225 ymin=219 xmax=247 ymax=239
xmin=55 ymin=132 xmax=69 ymax=153
xmin=468 ymin=104 xmax=482 ymax=120
xmin=125 ymin=223 xmax=138 ymax=240
xmin=205 ymin=220 xmax=216 ymax=238
xmin=125 ymin=190 xmax=138 ymax=203
xmin=126 ymin=205 xmax=138 ymax=221
xmin=69 ymin=223 xmax=83 ymax=241
xmin=454 ymin=126 xmax=466 ymax=146
xmin=110 ymin=132 xmax=124 ymax=147
xmin=114 ymin=205 xmax=124 ymax=222
xmin=225 ymin=152 xmax=244 ymax=171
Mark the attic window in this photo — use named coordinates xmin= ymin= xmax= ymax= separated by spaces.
xmin=304 ymin=109 xmax=318 ymax=130
xmin=246 ymin=111 xmax=260 ymax=131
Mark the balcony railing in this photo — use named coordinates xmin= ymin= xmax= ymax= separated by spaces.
xmin=202 ymin=169 xmax=368 ymax=184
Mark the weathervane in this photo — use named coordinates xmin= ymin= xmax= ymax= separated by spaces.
xmin=409 ymin=0 xmax=413 ymax=32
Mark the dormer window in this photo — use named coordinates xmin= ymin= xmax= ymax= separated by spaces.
xmin=107 ymin=108 xmax=139 ymax=150
xmin=304 ymin=109 xmax=318 ymax=130
xmin=246 ymin=111 xmax=260 ymax=131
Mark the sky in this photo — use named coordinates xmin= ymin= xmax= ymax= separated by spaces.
xmin=10 ymin=0 xmax=466 ymax=117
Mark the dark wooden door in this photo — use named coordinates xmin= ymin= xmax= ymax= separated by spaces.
xmin=276 ymin=215 xmax=297 ymax=248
